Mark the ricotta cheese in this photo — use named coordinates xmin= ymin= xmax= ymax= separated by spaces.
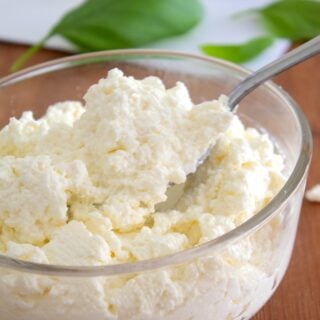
xmin=305 ymin=184 xmax=320 ymax=202
xmin=0 ymin=69 xmax=287 ymax=320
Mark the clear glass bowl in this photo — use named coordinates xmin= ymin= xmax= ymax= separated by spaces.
xmin=0 ymin=50 xmax=312 ymax=320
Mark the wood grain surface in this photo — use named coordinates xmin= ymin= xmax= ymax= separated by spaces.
xmin=0 ymin=42 xmax=319 ymax=319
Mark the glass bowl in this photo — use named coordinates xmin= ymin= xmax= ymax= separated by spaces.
xmin=0 ymin=50 xmax=312 ymax=320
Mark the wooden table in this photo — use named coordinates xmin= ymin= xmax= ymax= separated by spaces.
xmin=0 ymin=42 xmax=319 ymax=319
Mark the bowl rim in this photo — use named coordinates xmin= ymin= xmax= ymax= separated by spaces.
xmin=0 ymin=49 xmax=313 ymax=277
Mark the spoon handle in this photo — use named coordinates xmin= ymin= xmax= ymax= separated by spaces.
xmin=228 ymin=36 xmax=320 ymax=111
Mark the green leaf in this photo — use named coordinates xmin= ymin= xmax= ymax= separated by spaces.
xmin=11 ymin=0 xmax=203 ymax=71
xmin=259 ymin=0 xmax=320 ymax=40
xmin=10 ymin=37 xmax=50 ymax=73
xmin=200 ymin=37 xmax=274 ymax=63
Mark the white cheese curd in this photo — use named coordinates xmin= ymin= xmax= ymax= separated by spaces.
xmin=0 ymin=155 xmax=69 ymax=247
xmin=305 ymin=184 xmax=320 ymax=202
xmin=0 ymin=69 xmax=286 ymax=320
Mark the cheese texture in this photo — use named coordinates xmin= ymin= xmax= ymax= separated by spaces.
xmin=0 ymin=69 xmax=287 ymax=320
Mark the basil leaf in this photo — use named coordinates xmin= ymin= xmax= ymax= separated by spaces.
xmin=259 ymin=0 xmax=320 ymax=40
xmin=51 ymin=0 xmax=203 ymax=50
xmin=200 ymin=37 xmax=274 ymax=63
xmin=12 ymin=0 xmax=203 ymax=71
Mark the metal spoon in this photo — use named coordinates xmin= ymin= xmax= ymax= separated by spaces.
xmin=156 ymin=36 xmax=320 ymax=212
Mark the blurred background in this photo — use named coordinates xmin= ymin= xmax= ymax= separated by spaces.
xmin=0 ymin=0 xmax=295 ymax=70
